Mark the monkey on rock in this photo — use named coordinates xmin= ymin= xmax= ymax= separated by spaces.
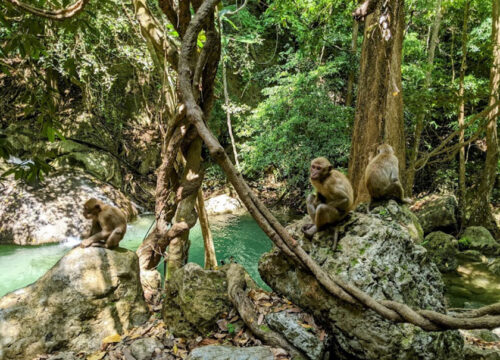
xmin=80 ymin=198 xmax=127 ymax=249
xmin=302 ymin=157 xmax=354 ymax=246
xmin=364 ymin=144 xmax=412 ymax=208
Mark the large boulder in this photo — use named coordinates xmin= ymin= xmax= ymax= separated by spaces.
xmin=459 ymin=227 xmax=500 ymax=256
xmin=259 ymin=201 xmax=464 ymax=360
xmin=0 ymin=247 xmax=150 ymax=360
xmin=423 ymin=231 xmax=459 ymax=272
xmin=413 ymin=195 xmax=459 ymax=235
xmin=0 ymin=171 xmax=138 ymax=245
xmin=205 ymin=194 xmax=244 ymax=216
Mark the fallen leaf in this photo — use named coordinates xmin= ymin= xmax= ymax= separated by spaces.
xmin=87 ymin=351 xmax=106 ymax=360
xmin=102 ymin=334 xmax=122 ymax=344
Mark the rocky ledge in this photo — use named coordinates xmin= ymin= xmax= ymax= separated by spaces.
xmin=259 ymin=201 xmax=464 ymax=360
xmin=0 ymin=247 xmax=149 ymax=360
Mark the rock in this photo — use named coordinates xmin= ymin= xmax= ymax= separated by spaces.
xmin=140 ymin=268 xmax=162 ymax=305
xmin=413 ymin=195 xmax=459 ymax=235
xmin=187 ymin=345 xmax=274 ymax=360
xmin=487 ymin=258 xmax=500 ymax=276
xmin=49 ymin=140 xmax=123 ymax=188
xmin=0 ymin=171 xmax=138 ymax=245
xmin=0 ymin=247 xmax=149 ymax=359
xmin=205 ymin=194 xmax=243 ymax=216
xmin=463 ymin=344 xmax=500 ymax=360
xmin=162 ymin=263 xmax=233 ymax=337
xmin=459 ymin=227 xmax=500 ymax=256
xmin=129 ymin=337 xmax=164 ymax=360
xmin=423 ymin=232 xmax=459 ymax=272
xmin=265 ymin=311 xmax=328 ymax=360
xmin=46 ymin=352 xmax=79 ymax=360
xmin=465 ymin=329 xmax=500 ymax=342
xmin=259 ymin=201 xmax=464 ymax=360
xmin=457 ymin=250 xmax=487 ymax=263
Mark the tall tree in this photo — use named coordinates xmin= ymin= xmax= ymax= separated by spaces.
xmin=406 ymin=0 xmax=443 ymax=195
xmin=466 ymin=0 xmax=500 ymax=238
xmin=348 ymin=0 xmax=406 ymax=203
xmin=457 ymin=0 xmax=470 ymax=227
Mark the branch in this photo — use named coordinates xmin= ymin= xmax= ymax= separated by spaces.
xmin=224 ymin=0 xmax=248 ymax=16
xmin=3 ymin=0 xmax=90 ymax=20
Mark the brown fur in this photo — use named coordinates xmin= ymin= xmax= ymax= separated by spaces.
xmin=302 ymin=157 xmax=354 ymax=238
xmin=80 ymin=198 xmax=127 ymax=249
xmin=364 ymin=144 xmax=411 ymax=205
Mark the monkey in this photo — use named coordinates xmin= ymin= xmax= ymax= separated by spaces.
xmin=364 ymin=144 xmax=412 ymax=208
xmin=80 ymin=198 xmax=127 ymax=249
xmin=301 ymin=157 xmax=354 ymax=247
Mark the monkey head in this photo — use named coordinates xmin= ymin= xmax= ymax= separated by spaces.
xmin=310 ymin=157 xmax=333 ymax=181
xmin=83 ymin=198 xmax=103 ymax=219
xmin=376 ymin=144 xmax=394 ymax=155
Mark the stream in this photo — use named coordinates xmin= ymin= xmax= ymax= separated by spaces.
xmin=0 ymin=214 xmax=272 ymax=298
xmin=1 ymin=214 xmax=500 ymax=311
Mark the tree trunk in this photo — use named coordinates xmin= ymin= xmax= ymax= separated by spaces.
xmin=348 ymin=0 xmax=406 ymax=203
xmin=466 ymin=0 xmax=500 ymax=239
xmin=346 ymin=4 xmax=360 ymax=107
xmin=457 ymin=1 xmax=469 ymax=227
xmin=196 ymin=188 xmax=218 ymax=269
xmin=166 ymin=137 xmax=203 ymax=281
xmin=405 ymin=0 xmax=442 ymax=195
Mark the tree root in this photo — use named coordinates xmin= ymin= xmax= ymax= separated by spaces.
xmin=226 ymin=264 xmax=306 ymax=360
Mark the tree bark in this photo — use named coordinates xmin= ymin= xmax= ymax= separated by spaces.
xmin=405 ymin=0 xmax=443 ymax=195
xmin=196 ymin=188 xmax=218 ymax=269
xmin=348 ymin=0 xmax=406 ymax=203
xmin=457 ymin=1 xmax=470 ymax=227
xmin=466 ymin=0 xmax=500 ymax=238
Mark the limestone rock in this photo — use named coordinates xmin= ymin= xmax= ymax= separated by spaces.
xmin=0 ymin=171 xmax=137 ymax=245
xmin=459 ymin=227 xmax=500 ymax=256
xmin=129 ymin=337 xmax=163 ymax=360
xmin=0 ymin=247 xmax=149 ymax=359
xmin=463 ymin=344 xmax=500 ymax=360
xmin=259 ymin=201 xmax=464 ymax=360
xmin=423 ymin=231 xmax=459 ymax=272
xmin=205 ymin=194 xmax=243 ymax=216
xmin=187 ymin=345 xmax=274 ymax=360
xmin=487 ymin=258 xmax=500 ymax=276
xmin=413 ymin=195 xmax=459 ymax=235
xmin=265 ymin=311 xmax=328 ymax=360
xmin=162 ymin=263 xmax=233 ymax=338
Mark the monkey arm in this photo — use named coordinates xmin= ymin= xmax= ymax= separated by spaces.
xmin=81 ymin=230 xmax=111 ymax=247
xmin=353 ymin=0 xmax=380 ymax=21
xmin=327 ymin=190 xmax=351 ymax=211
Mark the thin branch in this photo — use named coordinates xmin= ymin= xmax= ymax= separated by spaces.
xmin=3 ymin=0 xmax=90 ymax=20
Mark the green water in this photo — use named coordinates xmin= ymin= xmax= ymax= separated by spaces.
xmin=0 ymin=214 xmax=272 ymax=298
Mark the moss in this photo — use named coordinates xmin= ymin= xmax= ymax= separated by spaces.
xmin=259 ymin=325 xmax=271 ymax=332
xmin=350 ymin=259 xmax=359 ymax=266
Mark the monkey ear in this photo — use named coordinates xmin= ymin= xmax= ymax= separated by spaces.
xmin=94 ymin=204 xmax=101 ymax=211
xmin=328 ymin=165 xmax=333 ymax=172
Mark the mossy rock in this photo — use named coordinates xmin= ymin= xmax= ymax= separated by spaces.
xmin=459 ymin=227 xmax=500 ymax=256
xmin=423 ymin=232 xmax=459 ymax=272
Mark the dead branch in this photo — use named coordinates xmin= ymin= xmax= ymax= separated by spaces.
xmin=3 ymin=0 xmax=90 ymax=20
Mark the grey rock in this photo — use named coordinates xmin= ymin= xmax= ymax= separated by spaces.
xmin=187 ymin=345 xmax=274 ymax=360
xmin=423 ymin=232 xmax=459 ymax=272
xmin=414 ymin=195 xmax=458 ymax=234
xmin=162 ymin=263 xmax=234 ymax=338
xmin=0 ymin=247 xmax=149 ymax=359
xmin=266 ymin=311 xmax=327 ymax=360
xmin=46 ymin=352 xmax=79 ymax=360
xmin=459 ymin=227 xmax=500 ymax=256
xmin=130 ymin=337 xmax=164 ymax=360
xmin=259 ymin=201 xmax=464 ymax=360
xmin=205 ymin=194 xmax=244 ymax=216
xmin=0 ymin=171 xmax=137 ymax=245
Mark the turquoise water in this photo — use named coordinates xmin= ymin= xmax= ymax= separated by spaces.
xmin=0 ymin=214 xmax=272 ymax=298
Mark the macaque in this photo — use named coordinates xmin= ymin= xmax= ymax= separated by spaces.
xmin=364 ymin=144 xmax=411 ymax=207
xmin=80 ymin=198 xmax=127 ymax=249
xmin=302 ymin=157 xmax=354 ymax=244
